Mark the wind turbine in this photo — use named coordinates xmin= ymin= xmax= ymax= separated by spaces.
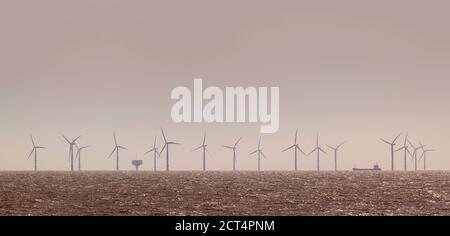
xmin=63 ymin=135 xmax=81 ymax=171
xmin=223 ymin=137 xmax=242 ymax=171
xmin=28 ymin=135 xmax=45 ymax=171
xmin=75 ymin=144 xmax=90 ymax=171
xmin=192 ymin=130 xmax=210 ymax=171
xmin=419 ymin=142 xmax=434 ymax=171
xmin=108 ymin=132 xmax=128 ymax=171
xmin=326 ymin=141 xmax=345 ymax=171
xmin=380 ymin=133 xmax=402 ymax=171
xmin=395 ymin=133 xmax=411 ymax=171
xmin=307 ymin=133 xmax=327 ymax=171
xmin=160 ymin=128 xmax=180 ymax=171
xmin=249 ymin=136 xmax=266 ymax=171
xmin=144 ymin=136 xmax=161 ymax=171
xmin=408 ymin=140 xmax=425 ymax=171
xmin=282 ymin=129 xmax=306 ymax=171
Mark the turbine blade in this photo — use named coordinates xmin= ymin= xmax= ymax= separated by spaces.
xmin=294 ymin=129 xmax=298 ymax=144
xmin=223 ymin=145 xmax=233 ymax=149
xmin=392 ymin=133 xmax=402 ymax=144
xmin=160 ymin=143 xmax=167 ymax=153
xmin=160 ymin=128 xmax=167 ymax=142
xmin=144 ymin=148 xmax=155 ymax=155
xmin=153 ymin=135 xmax=157 ymax=148
xmin=419 ymin=141 xmax=426 ymax=151
xmin=203 ymin=130 xmax=206 ymax=145
xmin=296 ymin=146 xmax=306 ymax=155
xmin=73 ymin=135 xmax=82 ymax=143
xmin=261 ymin=151 xmax=267 ymax=158
xmin=235 ymin=137 xmax=242 ymax=147
xmin=326 ymin=144 xmax=335 ymax=150
xmin=380 ymin=138 xmax=391 ymax=145
xmin=306 ymin=149 xmax=316 ymax=156
xmin=113 ymin=132 xmax=117 ymax=146
xmin=407 ymin=140 xmax=416 ymax=149
xmin=406 ymin=148 xmax=412 ymax=156
xmin=319 ymin=148 xmax=327 ymax=155
xmin=249 ymin=150 xmax=258 ymax=155
xmin=419 ymin=152 xmax=425 ymax=161
xmin=337 ymin=141 xmax=346 ymax=149
xmin=108 ymin=147 xmax=117 ymax=158
xmin=118 ymin=146 xmax=128 ymax=150
xmin=258 ymin=136 xmax=261 ymax=149
xmin=62 ymin=135 xmax=70 ymax=144
xmin=27 ymin=149 xmax=35 ymax=159
xmin=30 ymin=135 xmax=35 ymax=147
xmin=192 ymin=146 xmax=202 ymax=152
xmin=282 ymin=145 xmax=295 ymax=152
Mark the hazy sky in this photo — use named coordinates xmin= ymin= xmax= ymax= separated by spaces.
xmin=1 ymin=0 xmax=449 ymax=171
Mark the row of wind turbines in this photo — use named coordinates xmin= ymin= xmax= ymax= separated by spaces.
xmin=27 ymin=129 xmax=433 ymax=172
xmin=380 ymin=133 xmax=434 ymax=171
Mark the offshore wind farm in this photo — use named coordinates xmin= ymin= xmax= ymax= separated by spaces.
xmin=0 ymin=130 xmax=448 ymax=216
xmin=7 ymin=130 xmax=437 ymax=172
xmin=1 ymin=0 xmax=450 ymax=217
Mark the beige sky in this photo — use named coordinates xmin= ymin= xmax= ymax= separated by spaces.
xmin=1 ymin=0 xmax=449 ymax=171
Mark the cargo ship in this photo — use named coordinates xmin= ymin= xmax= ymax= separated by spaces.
xmin=352 ymin=164 xmax=382 ymax=171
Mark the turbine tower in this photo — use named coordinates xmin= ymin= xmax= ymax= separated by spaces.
xmin=282 ymin=129 xmax=305 ymax=171
xmin=307 ymin=133 xmax=327 ymax=171
xmin=28 ymin=135 xmax=45 ymax=171
xmin=249 ymin=136 xmax=266 ymax=171
xmin=408 ymin=140 xmax=425 ymax=171
xmin=380 ymin=133 xmax=402 ymax=171
xmin=223 ymin=137 xmax=242 ymax=171
xmin=160 ymin=128 xmax=180 ymax=171
xmin=144 ymin=136 xmax=160 ymax=171
xmin=63 ymin=135 xmax=81 ymax=171
xmin=395 ymin=133 xmax=411 ymax=171
xmin=75 ymin=144 xmax=90 ymax=171
xmin=326 ymin=141 xmax=345 ymax=171
xmin=192 ymin=130 xmax=210 ymax=171
xmin=108 ymin=132 xmax=128 ymax=171
xmin=419 ymin=142 xmax=434 ymax=171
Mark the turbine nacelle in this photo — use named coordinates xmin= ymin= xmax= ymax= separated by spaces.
xmin=282 ymin=129 xmax=306 ymax=154
xmin=160 ymin=128 xmax=180 ymax=153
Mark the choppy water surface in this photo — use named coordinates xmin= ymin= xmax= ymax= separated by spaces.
xmin=0 ymin=171 xmax=449 ymax=215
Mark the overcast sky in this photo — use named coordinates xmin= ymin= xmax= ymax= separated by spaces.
xmin=1 ymin=0 xmax=449 ymax=171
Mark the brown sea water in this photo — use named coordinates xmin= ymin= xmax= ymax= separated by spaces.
xmin=0 ymin=171 xmax=449 ymax=216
